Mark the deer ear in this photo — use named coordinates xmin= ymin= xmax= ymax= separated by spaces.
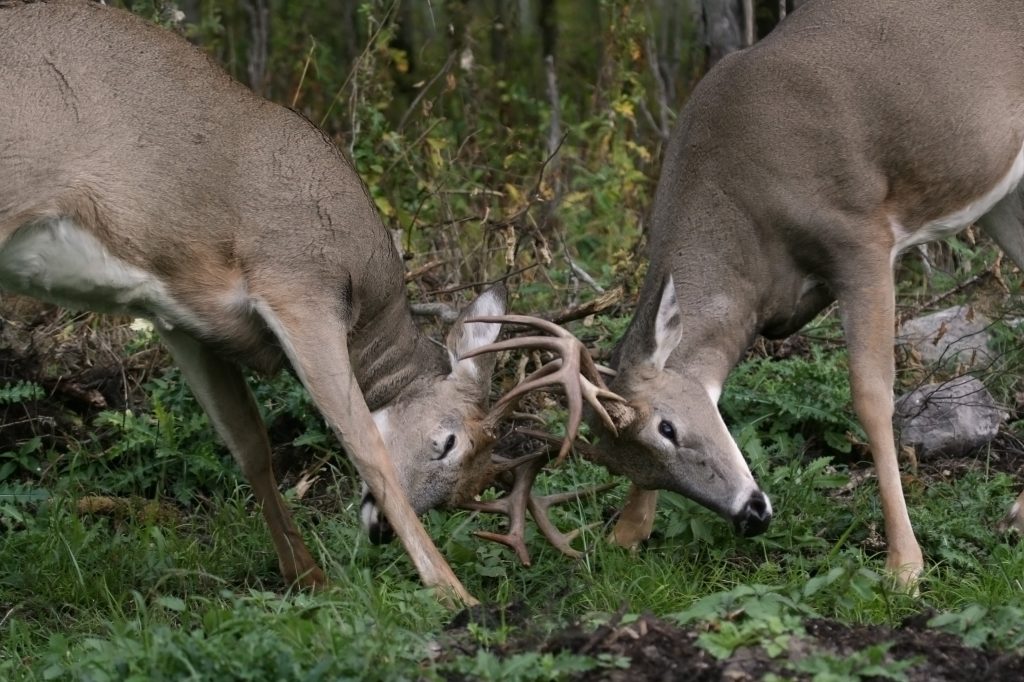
xmin=446 ymin=284 xmax=507 ymax=385
xmin=649 ymin=274 xmax=682 ymax=371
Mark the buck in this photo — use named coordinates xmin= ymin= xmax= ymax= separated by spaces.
xmin=584 ymin=0 xmax=1024 ymax=586
xmin=0 ymin=0 xmax=526 ymax=604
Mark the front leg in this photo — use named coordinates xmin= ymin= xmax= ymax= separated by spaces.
xmin=259 ymin=298 xmax=476 ymax=607
xmin=610 ymin=484 xmax=659 ymax=549
xmin=998 ymin=490 xmax=1024 ymax=534
xmin=836 ymin=256 xmax=923 ymax=588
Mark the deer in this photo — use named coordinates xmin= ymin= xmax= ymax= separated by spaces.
xmin=0 ymin=0 xmax=559 ymax=606
xmin=576 ymin=0 xmax=1024 ymax=588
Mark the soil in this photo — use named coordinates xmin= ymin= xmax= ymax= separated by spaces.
xmin=443 ymin=607 xmax=1024 ymax=681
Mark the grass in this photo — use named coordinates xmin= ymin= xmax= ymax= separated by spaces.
xmin=2 ymin=373 xmax=1023 ymax=679
xmin=1 ymin=5 xmax=1023 ymax=677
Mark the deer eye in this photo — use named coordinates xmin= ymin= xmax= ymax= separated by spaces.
xmin=440 ymin=434 xmax=457 ymax=459
xmin=657 ymin=419 xmax=678 ymax=445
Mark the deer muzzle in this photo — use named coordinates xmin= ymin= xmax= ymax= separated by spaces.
xmin=732 ymin=489 xmax=773 ymax=537
xmin=360 ymin=491 xmax=395 ymax=544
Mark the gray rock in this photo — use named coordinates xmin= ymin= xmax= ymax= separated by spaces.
xmin=896 ymin=305 xmax=992 ymax=367
xmin=895 ymin=376 xmax=1006 ymax=457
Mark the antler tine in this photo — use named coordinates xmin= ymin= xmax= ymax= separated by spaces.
xmin=463 ymin=313 xmax=630 ymax=465
xmin=528 ymin=482 xmax=617 ymax=559
xmin=461 ymin=434 xmax=617 ymax=565
xmin=461 ymin=455 xmax=546 ymax=566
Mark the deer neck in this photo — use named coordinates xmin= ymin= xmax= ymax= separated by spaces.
xmin=347 ymin=298 xmax=446 ymax=411
xmin=650 ymin=191 xmax=817 ymax=387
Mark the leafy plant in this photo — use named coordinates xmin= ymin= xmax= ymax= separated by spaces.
xmin=788 ymin=642 xmax=917 ymax=682
xmin=722 ymin=347 xmax=862 ymax=456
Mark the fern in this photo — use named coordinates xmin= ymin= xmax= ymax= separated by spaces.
xmin=0 ymin=380 xmax=45 ymax=405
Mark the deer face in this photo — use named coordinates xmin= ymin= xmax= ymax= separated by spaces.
xmin=590 ymin=276 xmax=772 ymax=536
xmin=359 ymin=286 xmax=505 ymax=543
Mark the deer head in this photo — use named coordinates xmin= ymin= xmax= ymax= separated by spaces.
xmin=359 ymin=286 xmax=507 ymax=543
xmin=589 ymin=275 xmax=772 ymax=537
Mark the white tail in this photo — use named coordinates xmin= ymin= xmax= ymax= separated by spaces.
xmin=589 ymin=0 xmax=1024 ymax=587
xmin=0 ymin=0 xmax=513 ymax=604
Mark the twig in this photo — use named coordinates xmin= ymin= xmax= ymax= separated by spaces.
xmin=643 ymin=26 xmax=671 ymax=141
xmin=405 ymin=259 xmax=445 ymax=282
xmin=425 ymin=264 xmax=539 ymax=296
xmin=291 ymin=37 xmax=317 ymax=109
xmin=564 ymin=251 xmax=605 ymax=294
xmin=397 ymin=51 xmax=457 ymax=134
xmin=547 ymin=287 xmax=625 ymax=325
xmin=545 ymin=54 xmax=562 ymax=163
xmin=905 ymin=270 xmax=995 ymax=322
xmin=579 ymin=602 xmax=631 ymax=655
xmin=410 ymin=302 xmax=459 ymax=322
xmin=742 ymin=0 xmax=755 ymax=46
xmin=320 ymin=0 xmax=399 ymax=127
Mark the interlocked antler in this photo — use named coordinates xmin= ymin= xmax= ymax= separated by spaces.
xmin=461 ymin=431 xmax=616 ymax=566
xmin=462 ymin=314 xmax=631 ymax=463
xmin=457 ymin=314 xmax=634 ymax=564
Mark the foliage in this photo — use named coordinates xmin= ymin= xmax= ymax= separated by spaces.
xmin=3 ymin=2 xmax=1024 ymax=680
xmin=721 ymin=346 xmax=863 ymax=456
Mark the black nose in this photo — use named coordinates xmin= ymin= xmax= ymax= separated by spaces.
xmin=733 ymin=490 xmax=772 ymax=537
xmin=368 ymin=519 xmax=395 ymax=545
xmin=361 ymin=494 xmax=395 ymax=545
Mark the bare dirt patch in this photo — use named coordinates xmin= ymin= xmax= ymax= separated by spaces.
xmin=444 ymin=609 xmax=1024 ymax=681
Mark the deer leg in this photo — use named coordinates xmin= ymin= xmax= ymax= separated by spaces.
xmin=979 ymin=187 xmax=1024 ymax=535
xmin=610 ymin=484 xmax=659 ymax=549
xmin=156 ymin=327 xmax=325 ymax=588
xmin=998 ymin=490 xmax=1024 ymax=534
xmin=978 ymin=183 xmax=1024 ymax=268
xmin=256 ymin=300 xmax=476 ymax=607
xmin=836 ymin=261 xmax=923 ymax=588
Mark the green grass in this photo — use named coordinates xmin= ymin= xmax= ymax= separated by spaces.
xmin=2 ymin=416 xmax=1022 ymax=679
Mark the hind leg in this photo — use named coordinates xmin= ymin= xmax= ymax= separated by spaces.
xmin=979 ymin=183 xmax=1024 ymax=269
xmin=157 ymin=326 xmax=325 ymax=588
xmin=980 ymin=185 xmax=1024 ymax=534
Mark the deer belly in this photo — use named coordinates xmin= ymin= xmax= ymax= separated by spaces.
xmin=891 ymin=142 xmax=1024 ymax=257
xmin=0 ymin=217 xmax=189 ymax=326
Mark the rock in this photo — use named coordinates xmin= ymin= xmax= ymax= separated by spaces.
xmin=895 ymin=376 xmax=1006 ymax=457
xmin=896 ymin=305 xmax=992 ymax=367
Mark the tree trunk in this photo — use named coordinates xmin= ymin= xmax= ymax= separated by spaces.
xmin=699 ymin=0 xmax=743 ymax=68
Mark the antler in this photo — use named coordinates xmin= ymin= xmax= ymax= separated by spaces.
xmin=461 ymin=430 xmax=616 ymax=566
xmin=462 ymin=314 xmax=633 ymax=463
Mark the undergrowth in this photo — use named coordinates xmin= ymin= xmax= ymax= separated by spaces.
xmin=2 ymin=2 xmax=1024 ymax=681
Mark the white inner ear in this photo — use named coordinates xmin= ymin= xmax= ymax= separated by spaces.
xmin=449 ymin=288 xmax=505 ymax=379
xmin=650 ymin=274 xmax=682 ymax=371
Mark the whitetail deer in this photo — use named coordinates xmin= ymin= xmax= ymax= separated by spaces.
xmin=585 ymin=0 xmax=1024 ymax=587
xmin=0 ymin=0 xmax=520 ymax=604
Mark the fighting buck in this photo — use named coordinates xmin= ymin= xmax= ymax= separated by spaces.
xmin=583 ymin=0 xmax=1024 ymax=587
xmin=0 ymin=0 xmax=525 ymax=604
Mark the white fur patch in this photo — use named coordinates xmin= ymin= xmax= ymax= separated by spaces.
xmin=713 ymin=409 xmax=771 ymax=517
xmin=252 ymin=299 xmax=307 ymax=382
xmin=705 ymin=381 xmax=723 ymax=404
xmin=371 ymin=408 xmax=392 ymax=440
xmin=890 ymin=141 xmax=1024 ymax=263
xmin=0 ymin=217 xmax=190 ymax=327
